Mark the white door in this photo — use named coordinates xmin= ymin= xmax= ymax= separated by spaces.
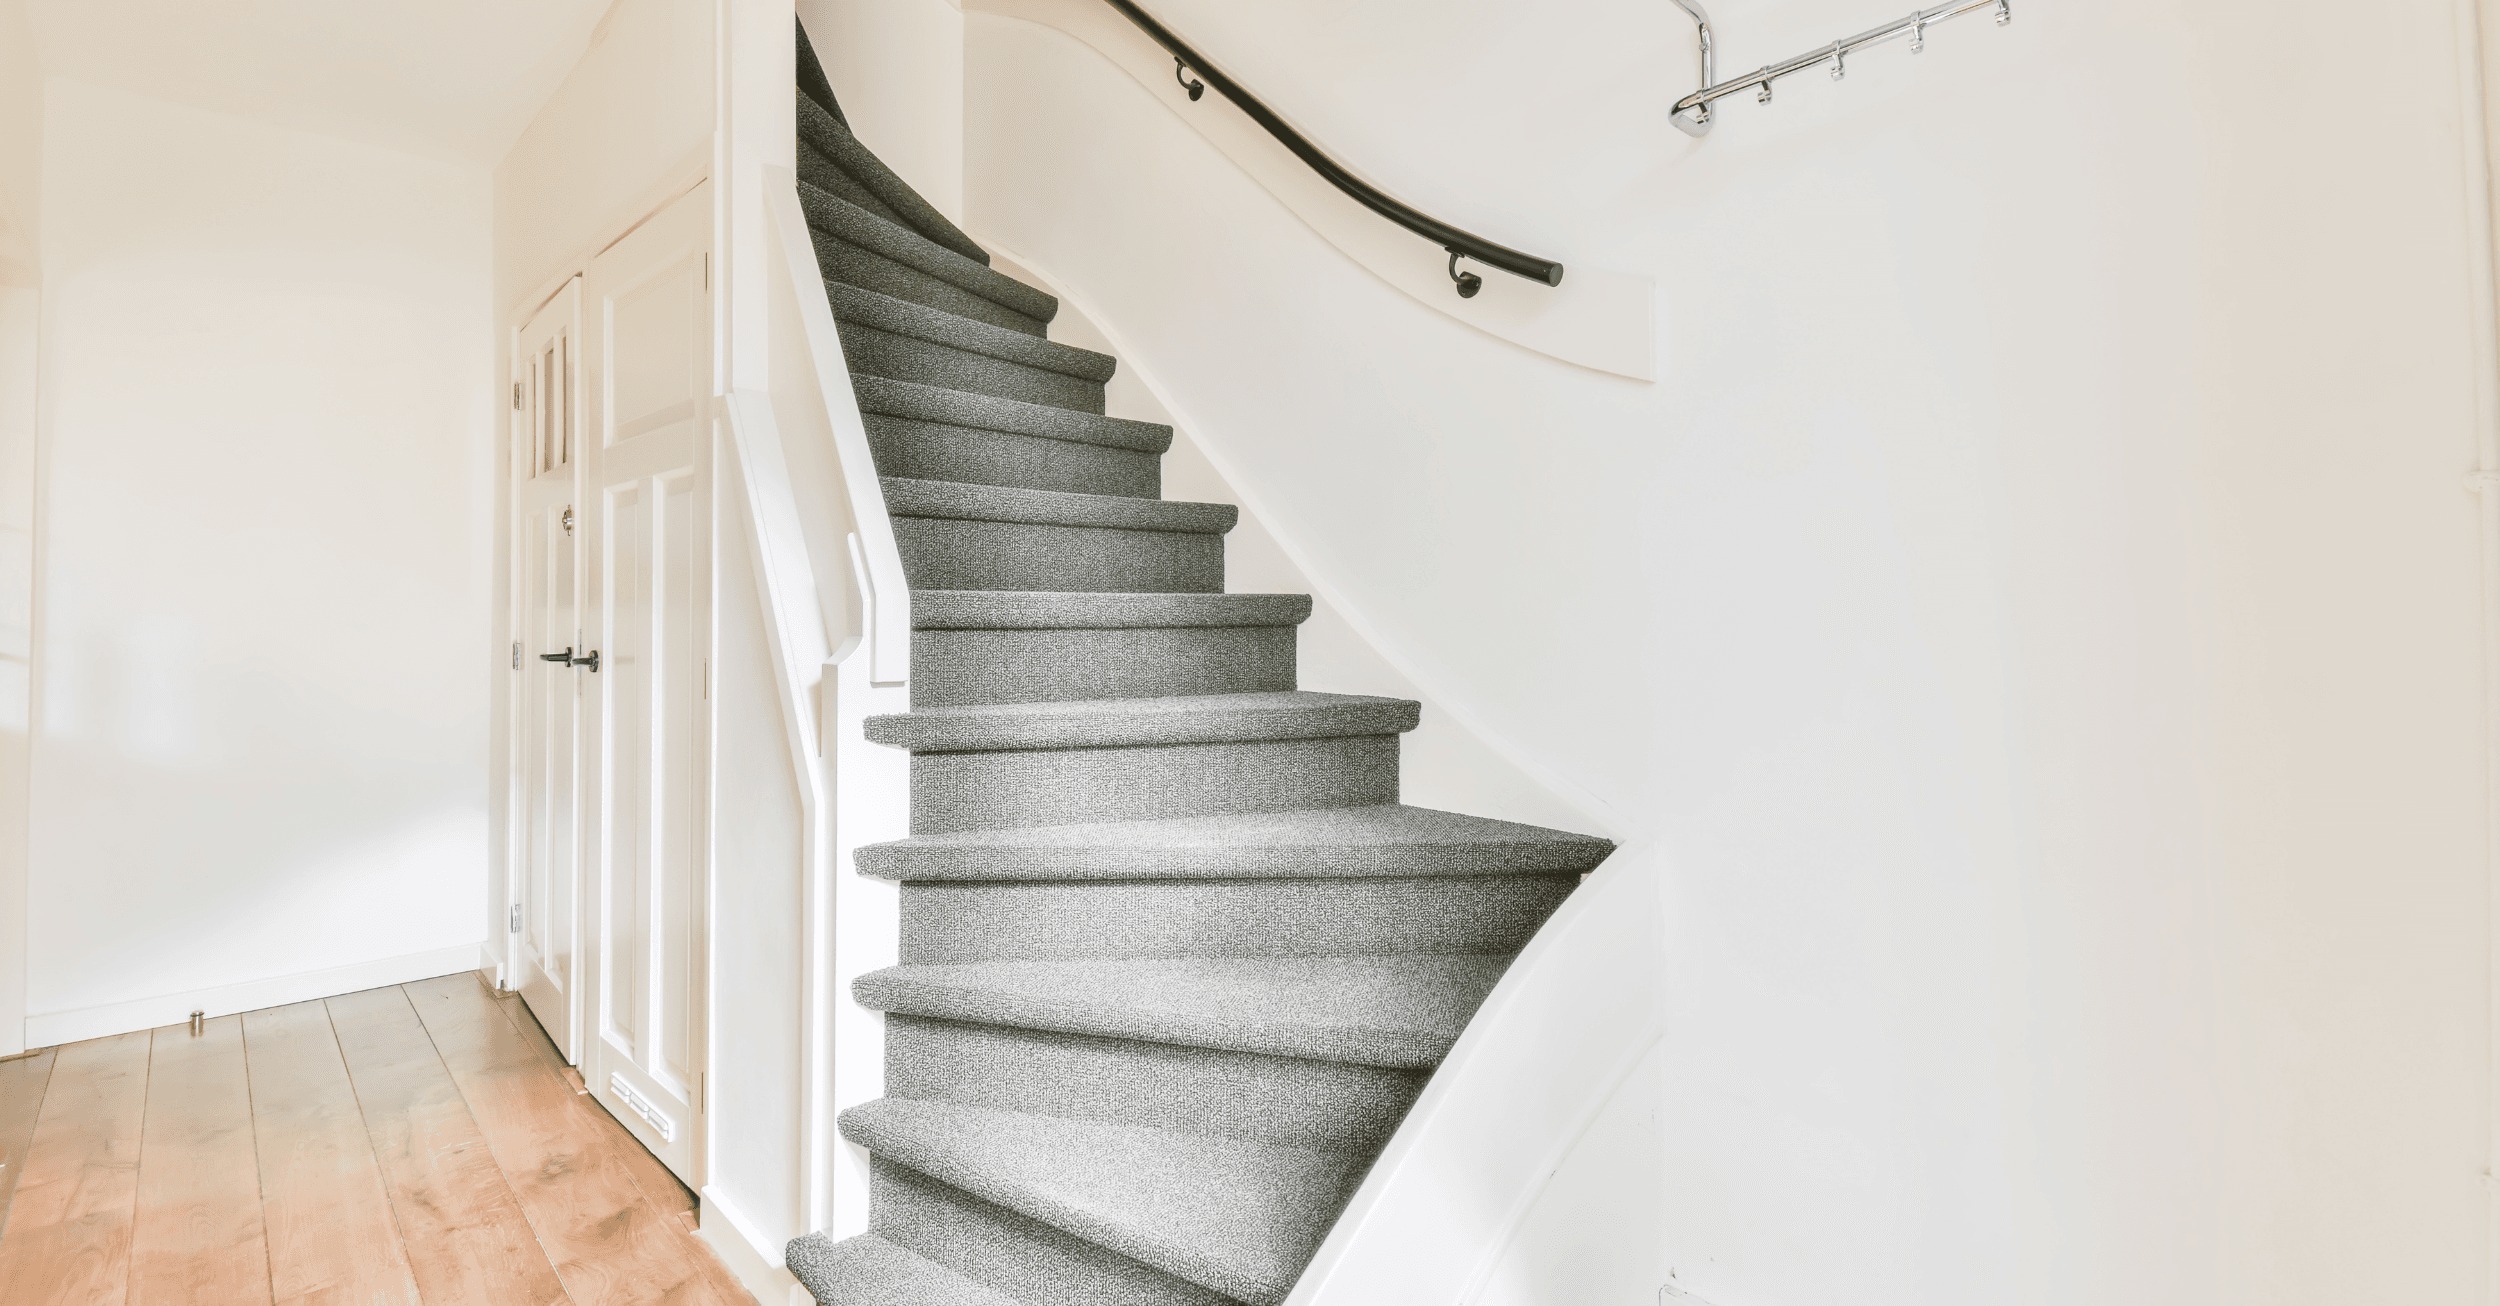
xmin=512 ymin=279 xmax=586 ymax=1060
xmin=582 ymin=182 xmax=712 ymax=1183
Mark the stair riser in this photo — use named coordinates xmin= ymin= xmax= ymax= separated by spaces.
xmin=799 ymin=145 xmax=908 ymax=229
xmin=867 ymin=413 xmax=1162 ymax=499
xmin=913 ymin=627 xmax=1295 ymax=707
xmin=900 ymin=874 xmax=1575 ymax=963
xmin=888 ymin=1016 xmax=1421 ymax=1149
xmin=873 ymin=1158 xmax=1239 ymax=1306
xmin=910 ymin=735 xmax=1400 ymax=834
xmin=815 ymin=229 xmax=1049 ymax=338
xmin=842 ymin=324 xmax=1107 ymax=413
xmin=894 ymin=518 xmax=1223 ymax=594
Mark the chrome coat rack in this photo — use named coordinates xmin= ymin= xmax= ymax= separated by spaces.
xmin=1668 ymin=0 xmax=2011 ymax=137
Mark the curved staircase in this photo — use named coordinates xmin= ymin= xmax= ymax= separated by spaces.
xmin=782 ymin=29 xmax=1614 ymax=1305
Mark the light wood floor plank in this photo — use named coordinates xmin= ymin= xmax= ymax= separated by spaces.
xmin=242 ymin=1001 xmax=422 ymax=1306
xmin=324 ymin=986 xmax=568 ymax=1306
xmin=0 ymin=1030 xmax=152 ymax=1306
xmin=401 ymin=975 xmax=745 ymax=1306
xmin=476 ymin=979 xmax=694 ymax=1218
xmin=130 ymin=1018 xmax=272 ymax=1306
xmin=0 ymin=1046 xmax=61 ymax=1236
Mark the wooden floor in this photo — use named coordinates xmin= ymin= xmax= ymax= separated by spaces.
xmin=0 ymin=972 xmax=755 ymax=1306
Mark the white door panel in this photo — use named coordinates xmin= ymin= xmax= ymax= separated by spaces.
xmin=583 ymin=182 xmax=712 ymax=1183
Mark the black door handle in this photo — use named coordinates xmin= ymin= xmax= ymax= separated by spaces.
xmin=538 ymin=648 xmax=573 ymax=664
xmin=538 ymin=648 xmax=602 ymax=672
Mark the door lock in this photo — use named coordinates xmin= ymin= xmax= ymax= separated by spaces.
xmin=538 ymin=647 xmax=601 ymax=672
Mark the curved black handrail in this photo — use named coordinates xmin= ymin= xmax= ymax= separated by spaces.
xmin=1097 ymin=0 xmax=1564 ymax=293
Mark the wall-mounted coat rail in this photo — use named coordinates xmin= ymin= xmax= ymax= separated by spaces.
xmin=1096 ymin=0 xmax=1564 ymax=296
xmin=1668 ymin=0 xmax=2012 ymax=137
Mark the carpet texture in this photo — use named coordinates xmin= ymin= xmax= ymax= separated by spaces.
xmin=784 ymin=25 xmax=1613 ymax=1303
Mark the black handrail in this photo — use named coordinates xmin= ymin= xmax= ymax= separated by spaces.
xmin=1097 ymin=0 xmax=1563 ymax=295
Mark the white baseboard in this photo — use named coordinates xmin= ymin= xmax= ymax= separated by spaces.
xmin=699 ymin=1186 xmax=803 ymax=1305
xmin=24 ymin=942 xmax=488 ymax=1047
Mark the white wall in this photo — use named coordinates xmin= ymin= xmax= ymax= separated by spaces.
xmin=0 ymin=0 xmax=38 ymax=284
xmin=28 ymin=77 xmax=493 ymax=1043
xmin=495 ymin=0 xmax=715 ymax=316
xmin=798 ymin=0 xmax=965 ymax=222
xmin=0 ymin=0 xmax=44 ymax=1056
xmin=962 ymin=1 xmax=2495 ymax=1302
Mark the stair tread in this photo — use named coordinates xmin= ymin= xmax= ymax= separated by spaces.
xmin=802 ymin=182 xmax=1058 ymax=325
xmin=855 ymin=954 xmax=1512 ymax=1068
xmin=835 ymin=283 xmax=1114 ymax=382
xmin=839 ymin=1098 xmax=1361 ymax=1306
xmin=865 ymin=691 xmax=1420 ymax=754
xmin=913 ymin=590 xmax=1312 ymax=631
xmin=786 ymin=1231 xmax=1028 ymax=1306
xmin=884 ymin=478 xmax=1236 ymax=534
xmin=798 ymin=92 xmax=990 ymax=265
xmin=859 ymin=803 xmax=1615 ymax=880
xmin=855 ymin=376 xmax=1172 ymax=454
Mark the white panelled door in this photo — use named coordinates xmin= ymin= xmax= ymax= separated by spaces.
xmin=582 ymin=181 xmax=712 ymax=1183
xmin=512 ymin=278 xmax=586 ymax=1061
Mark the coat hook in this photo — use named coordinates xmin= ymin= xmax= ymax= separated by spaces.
xmin=1994 ymin=0 xmax=2011 ymax=24
xmin=1447 ymin=250 xmax=1482 ymax=299
xmin=1173 ymin=57 xmax=1205 ymax=101
xmin=1756 ymin=66 xmax=1774 ymax=103
xmin=1910 ymin=14 xmax=1927 ymax=51
xmin=1829 ymin=40 xmax=1846 ymax=80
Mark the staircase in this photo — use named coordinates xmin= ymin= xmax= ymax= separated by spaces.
xmin=782 ymin=27 xmax=1614 ymax=1306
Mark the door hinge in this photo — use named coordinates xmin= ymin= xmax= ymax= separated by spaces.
xmin=509 ymin=903 xmax=522 ymax=933
xmin=513 ymin=381 xmax=525 ymax=410
xmin=511 ymin=641 xmax=521 ymax=670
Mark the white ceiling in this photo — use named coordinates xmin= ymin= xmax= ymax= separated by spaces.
xmin=27 ymin=0 xmax=621 ymax=165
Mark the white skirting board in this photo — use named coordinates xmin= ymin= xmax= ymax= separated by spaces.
xmin=698 ymin=1187 xmax=806 ymax=1305
xmin=23 ymin=941 xmax=489 ymax=1047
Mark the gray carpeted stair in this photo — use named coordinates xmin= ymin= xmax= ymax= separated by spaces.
xmin=842 ymin=1099 xmax=1358 ymax=1306
xmin=786 ymin=22 xmax=1612 ymax=1304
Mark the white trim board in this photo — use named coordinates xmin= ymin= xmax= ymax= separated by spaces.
xmin=698 ymin=1186 xmax=806 ymax=1306
xmin=23 ymin=941 xmax=487 ymax=1048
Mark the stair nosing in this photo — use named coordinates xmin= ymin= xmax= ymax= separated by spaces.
xmin=911 ymin=590 xmax=1313 ymax=631
xmin=864 ymin=691 xmax=1422 ymax=754
xmin=856 ymin=805 xmax=1613 ymax=881
xmin=883 ymin=478 xmax=1237 ymax=535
